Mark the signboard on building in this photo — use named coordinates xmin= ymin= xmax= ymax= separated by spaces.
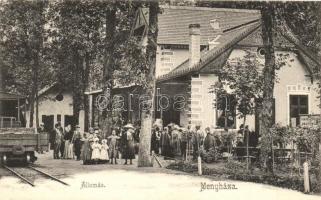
xmin=300 ymin=114 xmax=321 ymax=128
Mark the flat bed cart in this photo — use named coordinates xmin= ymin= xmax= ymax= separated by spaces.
xmin=0 ymin=128 xmax=48 ymax=164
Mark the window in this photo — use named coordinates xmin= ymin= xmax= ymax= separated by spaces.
xmin=57 ymin=114 xmax=61 ymax=123
xmin=215 ymin=94 xmax=236 ymax=129
xmin=290 ymin=95 xmax=309 ymax=126
xmin=55 ymin=94 xmax=64 ymax=101
xmin=161 ymin=51 xmax=173 ymax=55
xmin=257 ymin=47 xmax=265 ymax=58
xmin=160 ymin=48 xmax=174 ymax=73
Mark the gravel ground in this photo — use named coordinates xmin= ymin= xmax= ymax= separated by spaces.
xmin=0 ymin=151 xmax=320 ymax=200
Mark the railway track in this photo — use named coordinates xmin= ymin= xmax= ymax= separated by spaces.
xmin=3 ymin=165 xmax=69 ymax=187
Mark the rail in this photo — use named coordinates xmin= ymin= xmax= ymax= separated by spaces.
xmin=2 ymin=165 xmax=69 ymax=186
xmin=28 ymin=165 xmax=69 ymax=186
xmin=3 ymin=165 xmax=35 ymax=187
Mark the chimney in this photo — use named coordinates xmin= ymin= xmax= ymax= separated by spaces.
xmin=189 ymin=24 xmax=201 ymax=67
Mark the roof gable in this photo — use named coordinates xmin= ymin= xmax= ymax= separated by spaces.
xmin=157 ymin=21 xmax=262 ymax=82
xmin=157 ymin=6 xmax=261 ymax=45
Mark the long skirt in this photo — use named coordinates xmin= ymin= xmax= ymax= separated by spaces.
xmin=123 ymin=140 xmax=135 ymax=159
xmin=100 ymin=149 xmax=109 ymax=160
xmin=81 ymin=140 xmax=92 ymax=161
xmin=67 ymin=143 xmax=74 ymax=159
xmin=74 ymin=139 xmax=82 ymax=159
xmin=63 ymin=141 xmax=70 ymax=159
xmin=91 ymin=149 xmax=100 ymax=160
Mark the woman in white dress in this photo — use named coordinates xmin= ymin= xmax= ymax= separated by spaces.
xmin=100 ymin=139 xmax=109 ymax=163
xmin=91 ymin=137 xmax=101 ymax=163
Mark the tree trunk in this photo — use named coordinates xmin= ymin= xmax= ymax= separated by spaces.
xmin=137 ymin=2 xmax=159 ymax=167
xmin=242 ymin=116 xmax=249 ymax=171
xmin=260 ymin=3 xmax=276 ymax=174
xmin=101 ymin=4 xmax=116 ymax=136
xmin=29 ymin=95 xmax=34 ymax=128
xmin=72 ymin=52 xmax=82 ymax=126
xmin=83 ymin=52 xmax=90 ymax=132
xmin=316 ymin=2 xmax=321 ymax=191
xmin=34 ymin=55 xmax=39 ymax=128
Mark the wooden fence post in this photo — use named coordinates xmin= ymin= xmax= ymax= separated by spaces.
xmin=198 ymin=155 xmax=202 ymax=175
xmin=151 ymin=150 xmax=155 ymax=166
xmin=303 ymin=161 xmax=310 ymax=193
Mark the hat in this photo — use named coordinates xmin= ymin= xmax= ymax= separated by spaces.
xmin=173 ymin=125 xmax=180 ymax=130
xmin=40 ymin=122 xmax=44 ymax=126
xmin=124 ymin=124 xmax=135 ymax=130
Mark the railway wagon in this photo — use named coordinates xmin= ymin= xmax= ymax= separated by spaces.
xmin=0 ymin=127 xmax=49 ymax=165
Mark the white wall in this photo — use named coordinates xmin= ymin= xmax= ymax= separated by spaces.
xmin=273 ymin=52 xmax=320 ymax=126
xmin=190 ymin=74 xmax=217 ymax=130
xmin=26 ymin=90 xmax=74 ymax=129
xmin=224 ymin=49 xmax=319 ymax=127
xmin=156 ymin=46 xmax=189 ymax=77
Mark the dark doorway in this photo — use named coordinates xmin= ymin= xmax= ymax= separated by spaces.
xmin=42 ymin=115 xmax=54 ymax=132
xmin=42 ymin=115 xmax=54 ymax=150
xmin=65 ymin=115 xmax=76 ymax=129
xmin=162 ymin=109 xmax=180 ymax=126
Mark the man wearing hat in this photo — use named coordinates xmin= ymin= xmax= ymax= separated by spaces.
xmin=123 ymin=124 xmax=136 ymax=165
xmin=73 ymin=125 xmax=82 ymax=160
xmin=38 ymin=122 xmax=45 ymax=133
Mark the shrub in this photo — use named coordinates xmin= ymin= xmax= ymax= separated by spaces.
xmin=225 ymin=160 xmax=247 ymax=174
xmin=199 ymin=148 xmax=222 ymax=163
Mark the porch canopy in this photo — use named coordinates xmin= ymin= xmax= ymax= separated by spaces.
xmin=0 ymin=91 xmax=26 ymax=127
xmin=0 ymin=91 xmax=26 ymax=100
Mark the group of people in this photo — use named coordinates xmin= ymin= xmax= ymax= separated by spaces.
xmin=51 ymin=122 xmax=138 ymax=165
xmin=150 ymin=123 xmax=205 ymax=160
xmin=150 ymin=123 xmax=259 ymax=160
xmin=50 ymin=120 xmax=259 ymax=164
xmin=81 ymin=123 xmax=136 ymax=165
xmin=52 ymin=123 xmax=83 ymax=160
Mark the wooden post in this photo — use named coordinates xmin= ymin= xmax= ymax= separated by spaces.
xmin=198 ymin=155 xmax=202 ymax=175
xmin=17 ymin=98 xmax=20 ymax=123
xmin=151 ymin=150 xmax=155 ymax=166
xmin=36 ymin=127 xmax=40 ymax=152
xmin=88 ymin=94 xmax=93 ymax=128
xmin=303 ymin=161 xmax=310 ymax=193
xmin=271 ymin=136 xmax=275 ymax=172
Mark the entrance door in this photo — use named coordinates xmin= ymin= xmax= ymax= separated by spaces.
xmin=42 ymin=115 xmax=54 ymax=150
xmin=42 ymin=115 xmax=54 ymax=132
xmin=65 ymin=115 xmax=76 ymax=129
xmin=162 ymin=109 xmax=180 ymax=126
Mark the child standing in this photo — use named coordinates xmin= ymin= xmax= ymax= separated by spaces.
xmin=91 ymin=137 xmax=101 ymax=164
xmin=100 ymin=139 xmax=109 ymax=163
xmin=107 ymin=129 xmax=120 ymax=164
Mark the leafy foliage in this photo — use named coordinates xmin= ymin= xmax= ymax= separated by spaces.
xmin=210 ymin=51 xmax=264 ymax=120
xmin=0 ymin=0 xmax=51 ymax=95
